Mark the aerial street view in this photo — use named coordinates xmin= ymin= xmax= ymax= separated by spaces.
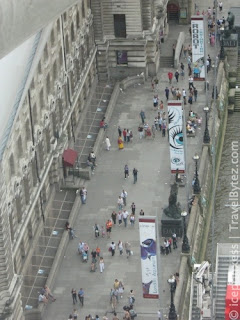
xmin=0 ymin=0 xmax=239 ymax=319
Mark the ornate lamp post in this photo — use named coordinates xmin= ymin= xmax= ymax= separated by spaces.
xmin=193 ymin=154 xmax=201 ymax=194
xmin=219 ymin=26 xmax=225 ymax=60
xmin=168 ymin=277 xmax=177 ymax=320
xmin=203 ymin=106 xmax=210 ymax=144
xmin=181 ymin=211 xmax=190 ymax=253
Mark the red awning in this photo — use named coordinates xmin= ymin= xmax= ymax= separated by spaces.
xmin=62 ymin=149 xmax=78 ymax=167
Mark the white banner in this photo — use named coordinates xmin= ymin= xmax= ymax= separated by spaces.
xmin=139 ymin=217 xmax=159 ymax=299
xmin=191 ymin=16 xmax=205 ymax=79
xmin=168 ymin=101 xmax=185 ymax=173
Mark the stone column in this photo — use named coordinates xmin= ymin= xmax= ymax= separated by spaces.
xmin=0 ymin=171 xmax=23 ymax=319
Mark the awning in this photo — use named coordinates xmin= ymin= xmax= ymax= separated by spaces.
xmin=62 ymin=149 xmax=78 ymax=167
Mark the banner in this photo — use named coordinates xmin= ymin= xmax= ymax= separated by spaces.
xmin=139 ymin=217 xmax=159 ymax=299
xmin=191 ymin=16 xmax=205 ymax=80
xmin=168 ymin=101 xmax=185 ymax=173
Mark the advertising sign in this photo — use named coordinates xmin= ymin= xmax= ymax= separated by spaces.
xmin=168 ymin=101 xmax=185 ymax=173
xmin=191 ymin=16 xmax=205 ymax=79
xmin=139 ymin=217 xmax=159 ymax=299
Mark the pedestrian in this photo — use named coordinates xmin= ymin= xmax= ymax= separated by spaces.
xmin=110 ymin=241 xmax=116 ymax=256
xmin=165 ymin=87 xmax=169 ymax=100
xmin=168 ymin=71 xmax=173 ymax=84
xmin=126 ymin=129 xmax=130 ymax=143
xmin=96 ymin=245 xmax=101 ymax=257
xmin=159 ymin=100 xmax=164 ymax=112
xmin=79 ymin=187 xmax=84 ymax=204
xmin=180 ymin=62 xmax=184 ymax=71
xmin=140 ymin=110 xmax=145 ymax=124
xmin=118 ymin=135 xmax=124 ymax=150
xmin=124 ymin=164 xmax=129 ymax=179
xmin=99 ymin=256 xmax=104 ymax=273
xmin=138 ymin=125 xmax=144 ymax=139
xmin=131 ymin=202 xmax=136 ymax=215
xmin=130 ymin=214 xmax=135 ymax=226
xmin=139 ymin=209 xmax=145 ymax=216
xmin=112 ymin=312 xmax=119 ymax=320
xmin=106 ymin=219 xmax=112 ymax=238
xmin=158 ymin=116 xmax=162 ymax=131
xmin=118 ymin=240 xmax=123 ymax=255
xmin=187 ymin=55 xmax=191 ymax=67
xmin=133 ymin=168 xmax=138 ymax=184
xmin=188 ymin=76 xmax=194 ymax=89
xmin=94 ymin=223 xmax=100 ymax=238
xmin=118 ymin=126 xmax=122 ymax=137
xmin=183 ymin=46 xmax=187 ymax=59
xmin=189 ymin=26 xmax=192 ymax=36
xmin=157 ymin=310 xmax=162 ymax=320
xmin=125 ymin=241 xmax=131 ymax=258
xmin=121 ymin=190 xmax=128 ymax=206
xmin=78 ymin=288 xmax=84 ymax=306
xmin=122 ymin=210 xmax=129 ymax=227
xmin=117 ymin=211 xmax=122 ymax=225
xmin=68 ymin=315 xmax=73 ymax=320
xmin=117 ymin=196 xmax=123 ymax=210
xmin=111 ymin=211 xmax=117 ymax=225
xmin=91 ymin=249 xmax=97 ymax=263
xmin=162 ymin=121 xmax=166 ymax=137
xmin=71 ymin=288 xmax=77 ymax=304
xmin=172 ymin=233 xmax=177 ymax=249
xmin=188 ymin=94 xmax=193 ymax=105
xmin=175 ymin=70 xmax=179 ymax=82
xmin=69 ymin=227 xmax=76 ymax=240
xmin=168 ymin=238 xmax=172 ymax=253
xmin=154 ymin=117 xmax=158 ymax=130
xmin=153 ymin=95 xmax=158 ymax=109
xmin=164 ymin=238 xmax=170 ymax=255
xmin=129 ymin=289 xmax=135 ymax=305
xmin=193 ymin=88 xmax=198 ymax=102
xmin=182 ymin=89 xmax=187 ymax=105
xmin=176 ymin=88 xmax=181 ymax=100
xmin=44 ymin=285 xmax=56 ymax=302
xmin=73 ymin=309 xmax=78 ymax=320
xmin=180 ymin=69 xmax=185 ymax=80
xmin=123 ymin=128 xmax=127 ymax=142
xmin=172 ymin=44 xmax=176 ymax=57
xmin=219 ymin=1 xmax=223 ymax=11
xmin=105 ymin=136 xmax=111 ymax=151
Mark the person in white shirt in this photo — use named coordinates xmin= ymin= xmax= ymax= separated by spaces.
xmin=117 ymin=211 xmax=123 ymax=225
xmin=122 ymin=210 xmax=129 ymax=227
xmin=110 ymin=241 xmax=116 ymax=256
xmin=157 ymin=310 xmax=162 ymax=320
xmin=121 ymin=190 xmax=128 ymax=206
xmin=105 ymin=136 xmax=111 ymax=151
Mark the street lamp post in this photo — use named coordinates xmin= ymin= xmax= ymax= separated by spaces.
xmin=193 ymin=154 xmax=201 ymax=194
xmin=181 ymin=211 xmax=190 ymax=253
xmin=219 ymin=26 xmax=225 ymax=60
xmin=203 ymin=106 xmax=210 ymax=144
xmin=168 ymin=277 xmax=177 ymax=320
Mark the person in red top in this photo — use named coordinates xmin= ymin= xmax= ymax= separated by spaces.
xmin=168 ymin=72 xmax=173 ymax=84
xmin=106 ymin=220 xmax=113 ymax=238
xmin=123 ymin=128 xmax=127 ymax=142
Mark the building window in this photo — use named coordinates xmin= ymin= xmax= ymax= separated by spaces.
xmin=114 ymin=14 xmax=126 ymax=38
xmin=82 ymin=1 xmax=85 ymax=18
xmin=116 ymin=51 xmax=128 ymax=65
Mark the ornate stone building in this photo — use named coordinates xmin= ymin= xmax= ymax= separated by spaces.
xmin=92 ymin=0 xmax=169 ymax=80
xmin=0 ymin=1 xmax=96 ymax=318
xmin=0 ymin=0 xmax=168 ymax=318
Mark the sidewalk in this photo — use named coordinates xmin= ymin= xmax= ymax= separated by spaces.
xmin=43 ymin=15 xmax=215 ymax=320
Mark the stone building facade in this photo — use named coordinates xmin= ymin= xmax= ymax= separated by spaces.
xmin=0 ymin=0 xmax=96 ymax=318
xmin=0 ymin=0 xmax=169 ymax=319
xmin=92 ymin=0 xmax=169 ymax=80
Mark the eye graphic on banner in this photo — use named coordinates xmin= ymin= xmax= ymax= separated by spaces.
xmin=141 ymin=238 xmax=156 ymax=260
xmin=169 ymin=126 xmax=183 ymax=149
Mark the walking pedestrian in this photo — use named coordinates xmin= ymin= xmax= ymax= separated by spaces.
xmin=133 ymin=168 xmax=138 ymax=184
xmin=73 ymin=309 xmax=78 ymax=320
xmin=118 ymin=240 xmax=123 ymax=255
xmin=162 ymin=121 xmax=166 ymax=137
xmin=71 ymin=288 xmax=77 ymax=304
xmin=124 ymin=164 xmax=129 ymax=179
xmin=69 ymin=227 xmax=76 ymax=240
xmin=101 ymin=226 xmax=106 ymax=237
xmin=117 ymin=211 xmax=122 ymax=226
xmin=96 ymin=245 xmax=101 ymax=257
xmin=122 ymin=210 xmax=129 ymax=227
xmin=175 ymin=70 xmax=179 ymax=82
xmin=139 ymin=110 xmax=145 ymax=124
xmin=105 ymin=136 xmax=111 ymax=151
xmin=183 ymin=46 xmax=187 ymax=59
xmin=126 ymin=129 xmax=130 ymax=143
xmin=113 ymin=312 xmax=119 ymax=320
xmin=111 ymin=211 xmax=117 ymax=225
xmin=106 ymin=219 xmax=113 ymax=238
xmin=188 ymin=76 xmax=194 ymax=89
xmin=168 ymin=238 xmax=172 ymax=253
xmin=130 ymin=214 xmax=135 ymax=226
xmin=131 ymin=202 xmax=136 ymax=215
xmin=123 ymin=128 xmax=127 ymax=142
xmin=121 ymin=190 xmax=128 ymax=206
xmin=157 ymin=310 xmax=162 ymax=320
xmin=193 ymin=88 xmax=198 ymax=102
xmin=117 ymin=196 xmax=123 ymax=210
xmin=168 ymin=71 xmax=173 ymax=84
xmin=118 ymin=126 xmax=122 ymax=137
xmin=99 ymin=257 xmax=104 ymax=273
xmin=94 ymin=223 xmax=100 ymax=238
xmin=219 ymin=1 xmax=223 ymax=11
xmin=78 ymin=288 xmax=84 ymax=306
xmin=139 ymin=209 xmax=145 ymax=216
xmin=125 ymin=241 xmax=131 ymax=258
xmin=172 ymin=233 xmax=177 ymax=249
xmin=138 ymin=125 xmax=144 ymax=139
xmin=110 ymin=241 xmax=116 ymax=256
xmin=165 ymin=87 xmax=169 ymax=100
xmin=153 ymin=95 xmax=159 ymax=109
xmin=182 ymin=89 xmax=187 ymax=105
xmin=188 ymin=94 xmax=193 ymax=105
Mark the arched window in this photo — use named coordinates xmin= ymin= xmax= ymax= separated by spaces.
xmin=76 ymin=11 xmax=80 ymax=28
xmin=82 ymin=1 xmax=85 ymax=18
